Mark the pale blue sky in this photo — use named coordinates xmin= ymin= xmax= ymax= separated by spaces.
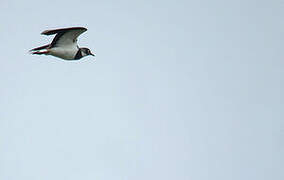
xmin=0 ymin=0 xmax=283 ymax=180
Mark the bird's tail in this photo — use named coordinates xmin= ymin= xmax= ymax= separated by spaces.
xmin=29 ymin=44 xmax=50 ymax=55
xmin=31 ymin=51 xmax=49 ymax=55
xmin=30 ymin=44 xmax=50 ymax=51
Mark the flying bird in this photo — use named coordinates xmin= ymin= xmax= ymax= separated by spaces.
xmin=30 ymin=27 xmax=94 ymax=60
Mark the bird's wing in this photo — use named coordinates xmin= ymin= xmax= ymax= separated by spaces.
xmin=41 ymin=27 xmax=87 ymax=48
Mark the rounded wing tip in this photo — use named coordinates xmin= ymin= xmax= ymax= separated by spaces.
xmin=76 ymin=27 xmax=88 ymax=32
xmin=41 ymin=30 xmax=48 ymax=35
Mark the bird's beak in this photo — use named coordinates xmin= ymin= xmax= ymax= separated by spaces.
xmin=91 ymin=52 xmax=95 ymax=56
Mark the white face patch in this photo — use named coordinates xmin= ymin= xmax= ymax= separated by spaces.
xmin=81 ymin=50 xmax=88 ymax=56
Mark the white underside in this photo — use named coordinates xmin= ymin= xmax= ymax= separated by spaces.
xmin=48 ymin=47 xmax=78 ymax=60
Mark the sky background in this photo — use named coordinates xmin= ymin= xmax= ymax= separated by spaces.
xmin=0 ymin=0 xmax=283 ymax=180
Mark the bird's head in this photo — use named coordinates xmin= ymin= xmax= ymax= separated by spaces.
xmin=81 ymin=48 xmax=95 ymax=57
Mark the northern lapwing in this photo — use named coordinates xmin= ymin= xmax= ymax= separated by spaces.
xmin=30 ymin=27 xmax=94 ymax=60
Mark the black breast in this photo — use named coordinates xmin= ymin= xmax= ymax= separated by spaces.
xmin=74 ymin=49 xmax=83 ymax=59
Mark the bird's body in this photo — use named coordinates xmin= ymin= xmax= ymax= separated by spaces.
xmin=30 ymin=27 xmax=94 ymax=60
xmin=48 ymin=46 xmax=79 ymax=60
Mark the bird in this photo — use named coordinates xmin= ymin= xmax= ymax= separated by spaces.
xmin=30 ymin=27 xmax=94 ymax=60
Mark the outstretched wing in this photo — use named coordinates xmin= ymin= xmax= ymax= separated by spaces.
xmin=41 ymin=27 xmax=87 ymax=48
